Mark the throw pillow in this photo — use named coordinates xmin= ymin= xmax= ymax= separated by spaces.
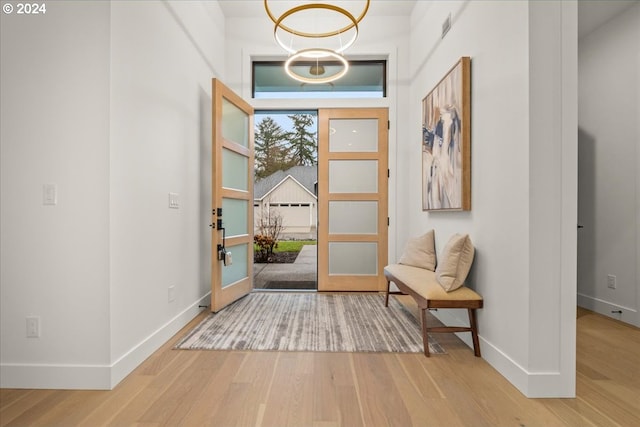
xmin=435 ymin=233 xmax=475 ymax=292
xmin=398 ymin=229 xmax=437 ymax=271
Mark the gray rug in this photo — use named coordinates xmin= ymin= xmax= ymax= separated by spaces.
xmin=175 ymin=292 xmax=444 ymax=354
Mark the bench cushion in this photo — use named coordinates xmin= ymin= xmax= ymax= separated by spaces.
xmin=435 ymin=233 xmax=475 ymax=291
xmin=385 ymin=264 xmax=482 ymax=301
xmin=398 ymin=229 xmax=436 ymax=271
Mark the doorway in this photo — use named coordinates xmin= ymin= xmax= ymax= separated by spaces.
xmin=210 ymin=88 xmax=390 ymax=304
xmin=252 ymin=111 xmax=319 ymax=291
xmin=251 ymin=108 xmax=389 ymax=292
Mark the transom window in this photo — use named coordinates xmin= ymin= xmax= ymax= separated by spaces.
xmin=253 ymin=60 xmax=386 ymax=99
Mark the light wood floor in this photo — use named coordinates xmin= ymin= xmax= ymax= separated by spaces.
xmin=1 ymin=301 xmax=639 ymax=426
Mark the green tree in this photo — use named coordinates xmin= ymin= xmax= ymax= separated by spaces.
xmin=254 ymin=117 xmax=290 ymax=179
xmin=286 ymin=114 xmax=317 ymax=166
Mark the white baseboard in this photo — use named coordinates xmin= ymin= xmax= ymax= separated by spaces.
xmin=577 ymin=293 xmax=638 ymax=326
xmin=110 ymin=292 xmax=211 ymax=388
xmin=479 ymin=334 xmax=574 ymax=397
xmin=0 ymin=363 xmax=112 ymax=390
xmin=0 ymin=293 xmax=211 ymax=390
xmin=431 ymin=308 xmax=575 ymax=398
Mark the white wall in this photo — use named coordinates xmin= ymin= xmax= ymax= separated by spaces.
xmin=1 ymin=0 xmax=226 ymax=389
xmin=577 ymin=3 xmax=640 ymax=327
xmin=108 ymin=0 xmax=224 ymax=385
xmin=407 ymin=1 xmax=577 ymax=397
xmin=1 ymin=1 xmax=112 ymax=389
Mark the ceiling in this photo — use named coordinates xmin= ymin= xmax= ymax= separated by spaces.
xmin=218 ymin=0 xmax=638 ymax=39
xmin=578 ymin=0 xmax=638 ymax=38
xmin=217 ymin=0 xmax=418 ymax=18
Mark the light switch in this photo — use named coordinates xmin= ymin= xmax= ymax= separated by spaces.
xmin=43 ymin=184 xmax=57 ymax=205
xmin=26 ymin=316 xmax=40 ymax=338
xmin=169 ymin=192 xmax=179 ymax=209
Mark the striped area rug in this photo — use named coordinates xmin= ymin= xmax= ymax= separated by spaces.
xmin=175 ymin=292 xmax=444 ymax=354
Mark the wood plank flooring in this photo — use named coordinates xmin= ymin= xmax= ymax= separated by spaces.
xmin=1 ymin=301 xmax=638 ymax=426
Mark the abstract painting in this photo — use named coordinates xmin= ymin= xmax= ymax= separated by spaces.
xmin=422 ymin=57 xmax=471 ymax=211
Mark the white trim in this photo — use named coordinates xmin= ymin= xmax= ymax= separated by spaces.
xmin=480 ymin=337 xmax=571 ymax=398
xmin=578 ymin=293 xmax=639 ymax=326
xmin=110 ymin=293 xmax=211 ymax=388
xmin=0 ymin=363 xmax=111 ymax=390
xmin=432 ymin=308 xmax=573 ymax=398
xmin=0 ymin=293 xmax=211 ymax=390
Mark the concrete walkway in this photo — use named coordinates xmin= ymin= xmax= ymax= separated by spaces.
xmin=253 ymin=245 xmax=317 ymax=289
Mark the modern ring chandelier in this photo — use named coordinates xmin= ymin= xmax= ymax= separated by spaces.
xmin=264 ymin=0 xmax=370 ymax=84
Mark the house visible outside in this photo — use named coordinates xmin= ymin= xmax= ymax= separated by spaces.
xmin=253 ymin=112 xmax=318 ymax=263
xmin=254 ymin=166 xmax=318 ymax=240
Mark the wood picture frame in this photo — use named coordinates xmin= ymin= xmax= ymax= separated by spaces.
xmin=422 ymin=57 xmax=471 ymax=211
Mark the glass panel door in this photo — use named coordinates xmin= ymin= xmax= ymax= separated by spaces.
xmin=318 ymin=109 xmax=388 ymax=291
xmin=211 ymin=79 xmax=254 ymax=312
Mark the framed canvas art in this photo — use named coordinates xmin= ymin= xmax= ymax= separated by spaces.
xmin=422 ymin=57 xmax=471 ymax=211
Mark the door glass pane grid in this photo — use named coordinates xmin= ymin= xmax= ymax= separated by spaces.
xmin=328 ymin=242 xmax=377 ymax=275
xmin=328 ymin=160 xmax=378 ymax=193
xmin=222 ymin=198 xmax=248 ymax=237
xmin=222 ymin=98 xmax=249 ymax=147
xmin=222 ymin=243 xmax=249 ymax=288
xmin=222 ymin=148 xmax=249 ymax=191
xmin=329 ymin=201 xmax=378 ymax=234
xmin=329 ymin=119 xmax=378 ymax=152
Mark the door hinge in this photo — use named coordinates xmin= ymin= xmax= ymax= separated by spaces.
xmin=388 ymin=120 xmax=390 ymax=130
xmin=387 ymin=217 xmax=390 ymax=226
xmin=388 ymin=169 xmax=390 ymax=178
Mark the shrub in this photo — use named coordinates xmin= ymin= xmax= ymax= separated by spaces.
xmin=254 ymin=234 xmax=276 ymax=263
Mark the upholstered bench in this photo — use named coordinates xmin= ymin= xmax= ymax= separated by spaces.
xmin=384 ymin=231 xmax=483 ymax=357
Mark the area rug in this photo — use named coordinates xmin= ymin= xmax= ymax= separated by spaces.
xmin=175 ymin=292 xmax=444 ymax=354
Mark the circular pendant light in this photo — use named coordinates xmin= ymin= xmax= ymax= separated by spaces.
xmin=274 ymin=3 xmax=358 ymax=56
xmin=284 ymin=49 xmax=349 ymax=84
xmin=264 ymin=0 xmax=369 ymax=38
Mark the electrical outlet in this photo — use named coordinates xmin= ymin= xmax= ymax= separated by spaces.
xmin=168 ymin=285 xmax=176 ymax=302
xmin=607 ymin=274 xmax=616 ymax=289
xmin=26 ymin=316 xmax=40 ymax=338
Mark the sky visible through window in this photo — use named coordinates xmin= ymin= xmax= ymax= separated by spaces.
xmin=255 ymin=111 xmax=317 ymax=132
xmin=254 ymin=110 xmax=319 ymax=177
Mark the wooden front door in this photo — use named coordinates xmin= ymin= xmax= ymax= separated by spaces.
xmin=317 ymin=108 xmax=388 ymax=292
xmin=211 ymin=79 xmax=254 ymax=311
